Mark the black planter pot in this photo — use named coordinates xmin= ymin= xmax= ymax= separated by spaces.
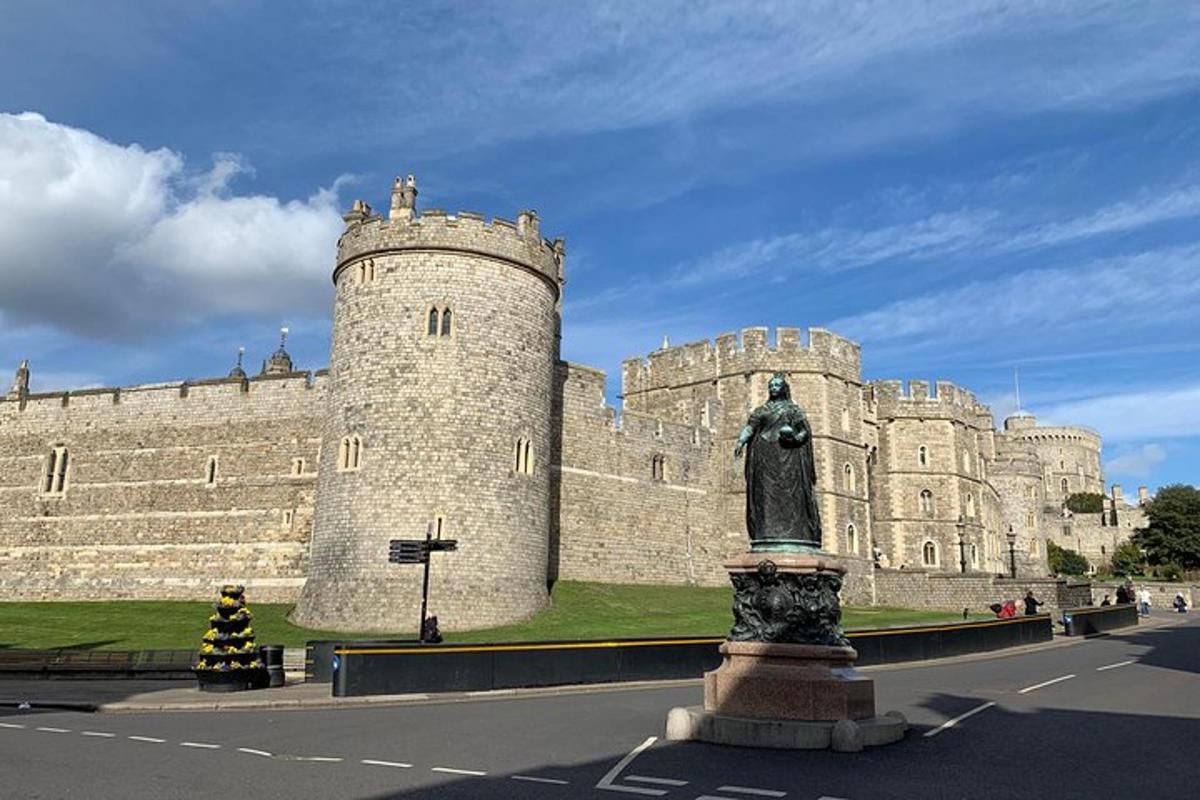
xmin=195 ymin=670 xmax=252 ymax=693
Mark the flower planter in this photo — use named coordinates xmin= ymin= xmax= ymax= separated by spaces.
xmin=195 ymin=669 xmax=253 ymax=693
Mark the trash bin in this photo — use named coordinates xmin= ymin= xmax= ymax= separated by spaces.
xmin=260 ymin=645 xmax=286 ymax=688
xmin=1061 ymin=613 xmax=1075 ymax=637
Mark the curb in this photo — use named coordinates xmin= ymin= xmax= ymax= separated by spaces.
xmin=6 ymin=617 xmax=1185 ymax=714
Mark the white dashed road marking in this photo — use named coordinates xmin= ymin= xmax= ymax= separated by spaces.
xmin=923 ymin=701 xmax=997 ymax=738
xmin=180 ymin=741 xmax=221 ymax=749
xmin=511 ymin=775 xmax=570 ymax=785
xmin=293 ymin=756 xmax=343 ymax=762
xmin=128 ymin=736 xmax=165 ymax=743
xmin=432 ymin=766 xmax=488 ymax=776
xmin=0 ymin=722 xmax=27 ymax=729
xmin=81 ymin=731 xmax=116 ymax=738
xmin=361 ymin=759 xmax=412 ymax=768
xmin=237 ymin=747 xmax=274 ymax=758
xmin=718 ymin=787 xmax=788 ymax=797
xmin=35 ymin=727 xmax=69 ymax=733
xmin=1097 ymin=660 xmax=1136 ymax=671
xmin=627 ymin=775 xmax=689 ymax=786
xmin=1018 ymin=674 xmax=1075 ymax=694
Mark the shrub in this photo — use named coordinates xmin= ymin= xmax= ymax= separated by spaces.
xmin=1047 ymin=540 xmax=1090 ymax=576
xmin=1065 ymin=492 xmax=1106 ymax=514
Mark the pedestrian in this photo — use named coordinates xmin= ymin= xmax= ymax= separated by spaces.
xmin=1101 ymin=594 xmax=1112 ymax=606
xmin=1137 ymin=587 xmax=1152 ymax=617
xmin=1173 ymin=594 xmax=1188 ymax=614
xmin=1115 ymin=585 xmax=1131 ymax=604
xmin=1023 ymin=590 xmax=1044 ymax=616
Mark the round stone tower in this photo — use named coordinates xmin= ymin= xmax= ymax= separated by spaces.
xmin=1001 ymin=413 xmax=1103 ymax=508
xmin=292 ymin=175 xmax=566 ymax=632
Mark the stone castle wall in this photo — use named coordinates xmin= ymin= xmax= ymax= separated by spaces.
xmin=553 ymin=362 xmax=722 ymax=586
xmin=0 ymin=373 xmax=324 ymax=601
xmin=0 ymin=174 xmax=1137 ymax=630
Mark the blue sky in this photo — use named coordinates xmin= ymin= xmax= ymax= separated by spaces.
xmin=1 ymin=2 xmax=1198 ymax=491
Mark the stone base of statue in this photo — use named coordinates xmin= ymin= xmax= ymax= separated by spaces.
xmin=665 ymin=549 xmax=906 ymax=751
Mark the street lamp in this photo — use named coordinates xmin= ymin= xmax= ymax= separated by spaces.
xmin=956 ymin=514 xmax=967 ymax=574
xmin=1006 ymin=525 xmax=1017 ymax=580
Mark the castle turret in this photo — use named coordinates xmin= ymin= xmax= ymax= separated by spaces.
xmin=261 ymin=329 xmax=294 ymax=376
xmin=6 ymin=360 xmax=29 ymax=400
xmin=293 ymin=174 xmax=565 ymax=631
xmin=228 ymin=347 xmax=247 ymax=380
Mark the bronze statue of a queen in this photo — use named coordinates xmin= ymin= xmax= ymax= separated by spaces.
xmin=734 ymin=373 xmax=822 ymax=552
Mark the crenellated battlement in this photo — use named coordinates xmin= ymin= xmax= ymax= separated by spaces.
xmin=621 ymin=326 xmax=861 ymax=396
xmin=1004 ymin=423 xmax=1102 ymax=451
xmin=0 ymin=370 xmax=328 ymax=419
xmin=868 ymin=379 xmax=993 ymax=425
xmin=336 ymin=175 xmax=564 ymax=292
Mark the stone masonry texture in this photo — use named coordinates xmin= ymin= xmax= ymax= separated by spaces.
xmin=0 ymin=174 xmax=1143 ymax=630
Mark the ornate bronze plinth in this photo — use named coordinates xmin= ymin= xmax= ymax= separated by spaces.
xmin=726 ymin=552 xmax=849 ymax=646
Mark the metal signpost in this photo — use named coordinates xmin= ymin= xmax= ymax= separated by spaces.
xmin=388 ymin=522 xmax=458 ymax=642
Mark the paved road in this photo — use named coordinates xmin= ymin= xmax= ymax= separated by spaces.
xmin=2 ymin=616 xmax=1197 ymax=799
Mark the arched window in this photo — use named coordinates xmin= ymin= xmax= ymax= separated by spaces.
xmin=922 ymin=540 xmax=938 ymax=567
xmin=847 ymin=523 xmax=858 ymax=555
xmin=1026 ymin=511 xmax=1036 ymax=529
xmin=441 ymin=308 xmax=453 ymax=337
xmin=917 ymin=446 xmax=929 ymax=467
xmin=338 ymin=436 xmax=363 ymax=472
xmin=970 ymin=543 xmax=979 ymax=567
xmin=292 ymin=458 xmax=305 ymax=476
xmin=1060 ymin=478 xmax=1069 ymax=495
xmin=42 ymin=447 xmax=69 ymax=495
xmin=651 ymin=454 xmax=666 ymax=481
xmin=843 ymin=463 xmax=856 ymax=493
xmin=514 ymin=438 xmax=534 ymax=475
xmin=920 ymin=489 xmax=934 ymax=516
xmin=205 ymin=455 xmax=218 ymax=487
xmin=427 ymin=307 xmax=440 ymax=336
xmin=965 ymin=493 xmax=976 ymax=518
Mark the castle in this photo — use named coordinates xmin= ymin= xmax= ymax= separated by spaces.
xmin=0 ymin=175 xmax=1146 ymax=630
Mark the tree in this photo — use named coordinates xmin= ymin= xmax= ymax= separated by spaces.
xmin=1133 ymin=484 xmax=1200 ymax=570
xmin=1109 ymin=540 xmax=1144 ymax=576
xmin=1065 ymin=492 xmax=1106 ymax=514
xmin=1047 ymin=540 xmax=1089 ymax=576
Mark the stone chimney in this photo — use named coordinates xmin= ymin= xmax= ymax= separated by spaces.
xmin=1112 ymin=484 xmax=1124 ymax=504
xmin=1138 ymin=486 xmax=1149 ymax=505
xmin=389 ymin=174 xmax=418 ymax=221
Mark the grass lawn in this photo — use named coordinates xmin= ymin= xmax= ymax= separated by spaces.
xmin=0 ymin=581 xmax=987 ymax=651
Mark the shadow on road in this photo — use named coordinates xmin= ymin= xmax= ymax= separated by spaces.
xmin=1102 ymin=617 xmax=1198 ymax=675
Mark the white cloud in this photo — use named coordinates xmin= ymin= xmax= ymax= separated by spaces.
xmin=1105 ymin=444 xmax=1168 ymax=478
xmin=324 ymin=2 xmax=1200 ymax=154
xmin=830 ymin=243 xmax=1200 ymax=345
xmin=1042 ymin=385 xmax=1200 ymax=443
xmin=0 ymin=112 xmax=344 ymax=338
xmin=670 ymin=182 xmax=1200 ymax=288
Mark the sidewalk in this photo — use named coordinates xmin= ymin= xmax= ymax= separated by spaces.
xmin=2 ymin=615 xmax=1183 ymax=714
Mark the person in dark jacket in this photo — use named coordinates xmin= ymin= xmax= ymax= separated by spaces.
xmin=1115 ymin=585 xmax=1131 ymax=604
xmin=1101 ymin=594 xmax=1112 ymax=606
xmin=1023 ymin=591 xmax=1044 ymax=615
